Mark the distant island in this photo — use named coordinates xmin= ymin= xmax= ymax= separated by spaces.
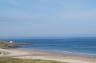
xmin=0 ymin=41 xmax=32 ymax=48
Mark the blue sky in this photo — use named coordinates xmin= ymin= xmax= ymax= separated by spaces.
xmin=0 ymin=0 xmax=96 ymax=38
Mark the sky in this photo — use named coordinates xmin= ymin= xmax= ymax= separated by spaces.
xmin=0 ymin=0 xmax=96 ymax=38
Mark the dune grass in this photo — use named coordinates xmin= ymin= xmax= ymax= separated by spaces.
xmin=0 ymin=58 xmax=68 ymax=63
xmin=0 ymin=51 xmax=10 ymax=55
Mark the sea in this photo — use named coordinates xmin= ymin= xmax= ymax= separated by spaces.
xmin=1 ymin=37 xmax=96 ymax=57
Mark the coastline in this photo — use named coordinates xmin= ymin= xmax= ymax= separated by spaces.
xmin=0 ymin=48 xmax=96 ymax=63
xmin=18 ymin=48 xmax=96 ymax=58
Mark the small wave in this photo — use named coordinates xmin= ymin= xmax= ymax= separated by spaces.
xmin=53 ymin=50 xmax=96 ymax=57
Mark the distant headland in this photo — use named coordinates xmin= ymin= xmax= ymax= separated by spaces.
xmin=0 ymin=41 xmax=32 ymax=48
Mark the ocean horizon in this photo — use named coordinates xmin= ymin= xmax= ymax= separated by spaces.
xmin=1 ymin=37 xmax=96 ymax=57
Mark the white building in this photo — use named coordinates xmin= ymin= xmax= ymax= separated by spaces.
xmin=9 ymin=41 xmax=13 ymax=43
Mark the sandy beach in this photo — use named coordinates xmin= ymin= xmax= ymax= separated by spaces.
xmin=0 ymin=48 xmax=96 ymax=63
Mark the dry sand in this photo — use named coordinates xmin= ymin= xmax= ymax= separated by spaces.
xmin=0 ymin=48 xmax=96 ymax=63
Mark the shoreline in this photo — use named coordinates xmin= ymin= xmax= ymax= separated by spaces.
xmin=17 ymin=48 xmax=96 ymax=58
xmin=0 ymin=48 xmax=96 ymax=63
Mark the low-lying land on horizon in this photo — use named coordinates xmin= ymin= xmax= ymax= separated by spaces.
xmin=0 ymin=41 xmax=32 ymax=48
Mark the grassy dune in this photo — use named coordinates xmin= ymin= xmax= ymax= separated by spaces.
xmin=0 ymin=58 xmax=68 ymax=63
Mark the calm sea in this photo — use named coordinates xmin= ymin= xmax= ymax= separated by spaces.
xmin=1 ymin=37 xmax=96 ymax=57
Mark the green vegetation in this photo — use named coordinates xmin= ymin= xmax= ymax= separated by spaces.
xmin=0 ymin=42 xmax=9 ymax=48
xmin=0 ymin=58 xmax=68 ymax=63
